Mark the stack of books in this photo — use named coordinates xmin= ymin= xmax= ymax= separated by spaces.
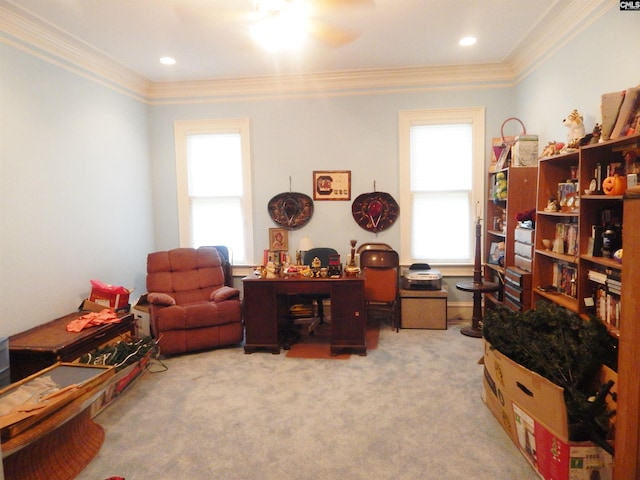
xmin=588 ymin=268 xmax=622 ymax=328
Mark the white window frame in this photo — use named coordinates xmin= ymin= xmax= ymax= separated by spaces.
xmin=174 ymin=118 xmax=254 ymax=265
xmin=398 ymin=107 xmax=485 ymax=276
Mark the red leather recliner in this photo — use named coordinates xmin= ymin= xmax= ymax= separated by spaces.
xmin=146 ymin=247 xmax=243 ymax=355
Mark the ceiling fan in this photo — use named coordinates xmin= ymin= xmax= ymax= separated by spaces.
xmin=176 ymin=0 xmax=374 ymax=52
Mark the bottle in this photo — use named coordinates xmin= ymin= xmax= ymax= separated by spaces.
xmin=601 ymin=227 xmax=616 ymax=258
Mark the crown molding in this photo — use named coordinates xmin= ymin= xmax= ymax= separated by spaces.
xmin=147 ymin=63 xmax=516 ymax=104
xmin=0 ymin=1 xmax=150 ymax=101
xmin=0 ymin=0 xmax=613 ymax=104
xmin=509 ymin=0 xmax=616 ymax=83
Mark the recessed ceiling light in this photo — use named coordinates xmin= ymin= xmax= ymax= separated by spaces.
xmin=159 ymin=57 xmax=176 ymax=65
xmin=459 ymin=36 xmax=477 ymax=47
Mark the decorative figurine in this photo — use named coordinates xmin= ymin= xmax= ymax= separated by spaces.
xmin=344 ymin=240 xmax=361 ymax=275
xmin=544 ymin=197 xmax=560 ymax=212
xmin=563 ymin=109 xmax=586 ymax=150
xmin=539 ymin=141 xmax=565 ymax=158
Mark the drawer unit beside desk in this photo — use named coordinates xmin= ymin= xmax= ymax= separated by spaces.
xmin=328 ymin=280 xmax=366 ymax=356
xmin=243 ymin=280 xmax=280 ymax=354
xmin=9 ymin=311 xmax=134 ymax=382
xmin=400 ymin=287 xmax=448 ymax=329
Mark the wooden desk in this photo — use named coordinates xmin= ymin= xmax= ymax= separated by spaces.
xmin=242 ymin=274 xmax=366 ymax=355
xmin=9 ymin=311 xmax=134 ymax=382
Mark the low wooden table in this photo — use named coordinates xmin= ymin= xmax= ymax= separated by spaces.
xmin=9 ymin=311 xmax=134 ymax=382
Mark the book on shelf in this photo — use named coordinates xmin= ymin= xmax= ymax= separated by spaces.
xmin=553 ymin=221 xmax=578 ymax=256
xmin=610 ymin=86 xmax=640 ymax=140
xmin=588 ymin=269 xmax=607 ymax=285
xmin=552 ymin=261 xmax=577 ymax=298
xmin=600 ymin=90 xmax=625 ymax=141
xmin=594 ymin=284 xmax=621 ymax=328
xmin=587 ymin=268 xmax=622 ymax=293
xmin=607 ymin=270 xmax=622 ymax=295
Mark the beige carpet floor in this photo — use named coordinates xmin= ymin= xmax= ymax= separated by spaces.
xmin=76 ymin=320 xmax=540 ymax=480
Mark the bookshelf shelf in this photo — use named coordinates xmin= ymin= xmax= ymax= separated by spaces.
xmin=533 ymin=287 xmax=579 ymax=313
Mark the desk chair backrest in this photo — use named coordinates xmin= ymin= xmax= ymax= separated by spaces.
xmin=303 ymin=247 xmax=338 ymax=267
xmin=356 ymin=242 xmax=393 ymax=254
xmin=360 ymin=249 xmax=400 ymax=303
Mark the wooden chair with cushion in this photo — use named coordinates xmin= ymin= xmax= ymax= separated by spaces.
xmin=359 ymin=249 xmax=400 ymax=331
xmin=146 ymin=246 xmax=243 ymax=355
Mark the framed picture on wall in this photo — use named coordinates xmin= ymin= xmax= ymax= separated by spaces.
xmin=269 ymin=228 xmax=288 ymax=251
xmin=313 ymin=170 xmax=351 ymax=201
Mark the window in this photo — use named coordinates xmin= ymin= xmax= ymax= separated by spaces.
xmin=399 ymin=108 xmax=484 ymax=271
xmin=174 ymin=118 xmax=253 ymax=264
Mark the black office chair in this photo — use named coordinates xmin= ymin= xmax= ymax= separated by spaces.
xmin=297 ymin=247 xmax=338 ymax=333
xmin=205 ymin=246 xmax=233 ymax=287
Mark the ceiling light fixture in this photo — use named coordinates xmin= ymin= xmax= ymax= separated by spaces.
xmin=459 ymin=36 xmax=477 ymax=47
xmin=251 ymin=0 xmax=309 ymax=52
xmin=159 ymin=56 xmax=176 ymax=65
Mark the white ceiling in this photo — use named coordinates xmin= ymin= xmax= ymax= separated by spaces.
xmin=3 ymin=0 xmax=603 ymax=84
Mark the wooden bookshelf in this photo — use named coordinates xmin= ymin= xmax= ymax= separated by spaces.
xmin=484 ymin=166 xmax=537 ymax=310
xmin=614 ymin=186 xmax=640 ymax=479
xmin=530 ymin=134 xmax=640 ymax=480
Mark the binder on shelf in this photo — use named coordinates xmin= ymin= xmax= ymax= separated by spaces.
xmin=600 ymin=90 xmax=625 ymax=141
xmin=610 ymin=86 xmax=640 ymax=140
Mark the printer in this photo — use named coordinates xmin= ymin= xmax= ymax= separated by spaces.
xmin=402 ymin=263 xmax=442 ymax=290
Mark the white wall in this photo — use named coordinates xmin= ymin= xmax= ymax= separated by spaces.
xmin=0 ymin=44 xmax=154 ymax=336
xmin=149 ymin=88 xmax=516 ymax=267
xmin=515 ymin=7 xmax=640 ymax=145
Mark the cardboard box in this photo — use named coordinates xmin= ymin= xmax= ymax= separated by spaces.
xmin=399 ymin=287 xmax=448 ymax=329
xmin=505 ymin=266 xmax=532 ymax=289
xmin=89 ymin=285 xmax=131 ymax=310
xmin=132 ymin=301 xmax=151 ymax=338
xmin=482 ymin=341 xmax=615 ymax=480
xmin=515 ymin=240 xmax=534 ymax=259
xmin=515 ymin=226 xmax=535 ymax=245
xmin=512 ymin=135 xmax=539 ymax=167
xmin=504 ymin=283 xmax=531 ymax=307
xmin=512 ymin=404 xmax=613 ymax=480
xmin=514 ymin=254 xmax=533 ymax=272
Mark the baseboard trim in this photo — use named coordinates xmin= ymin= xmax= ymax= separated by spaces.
xmin=447 ymin=302 xmax=473 ymax=322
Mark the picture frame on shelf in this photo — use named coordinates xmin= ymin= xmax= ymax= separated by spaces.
xmin=268 ymin=228 xmax=288 ymax=251
xmin=313 ymin=170 xmax=351 ymax=201
xmin=488 ymin=241 xmax=505 ymax=265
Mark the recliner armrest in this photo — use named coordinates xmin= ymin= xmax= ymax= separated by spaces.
xmin=148 ymin=292 xmax=177 ymax=306
xmin=211 ymin=286 xmax=240 ymax=303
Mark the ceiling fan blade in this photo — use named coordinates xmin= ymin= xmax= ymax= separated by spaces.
xmin=308 ymin=20 xmax=359 ymax=47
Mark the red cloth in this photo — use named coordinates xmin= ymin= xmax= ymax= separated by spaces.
xmin=66 ymin=309 xmax=121 ymax=332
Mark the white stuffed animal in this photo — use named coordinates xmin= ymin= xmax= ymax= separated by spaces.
xmin=562 ymin=109 xmax=586 ymax=148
